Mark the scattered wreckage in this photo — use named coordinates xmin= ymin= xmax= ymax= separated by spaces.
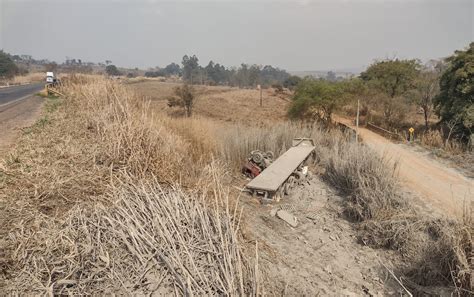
xmin=243 ymin=138 xmax=316 ymax=202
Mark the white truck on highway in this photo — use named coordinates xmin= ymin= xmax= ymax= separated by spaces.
xmin=46 ymin=72 xmax=55 ymax=83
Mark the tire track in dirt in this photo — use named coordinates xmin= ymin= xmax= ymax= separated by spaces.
xmin=334 ymin=116 xmax=473 ymax=219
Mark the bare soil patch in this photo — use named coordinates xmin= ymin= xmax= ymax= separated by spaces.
xmin=239 ymin=176 xmax=404 ymax=295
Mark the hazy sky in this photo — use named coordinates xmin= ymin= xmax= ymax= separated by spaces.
xmin=0 ymin=0 xmax=472 ymax=71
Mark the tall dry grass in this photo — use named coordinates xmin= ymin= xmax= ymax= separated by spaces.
xmin=1 ymin=75 xmax=259 ymax=294
xmin=419 ymin=129 xmax=467 ymax=154
xmin=160 ymin=117 xmax=342 ymax=172
xmin=0 ymin=72 xmax=45 ymax=86
xmin=4 ymin=172 xmax=256 ymax=295
xmin=323 ymin=140 xmax=405 ymax=221
xmin=321 ymin=140 xmax=472 ymax=293
xmin=164 ymin=115 xmax=473 ymax=293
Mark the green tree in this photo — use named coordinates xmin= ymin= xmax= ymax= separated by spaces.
xmin=164 ymin=63 xmax=181 ymax=76
xmin=360 ymin=59 xmax=420 ymax=126
xmin=288 ymin=79 xmax=346 ymax=122
xmin=434 ymin=42 xmax=474 ymax=139
xmin=205 ymin=61 xmax=218 ymax=83
xmin=283 ymin=75 xmax=302 ymax=90
xmin=105 ymin=64 xmax=121 ymax=76
xmin=0 ymin=51 xmax=19 ymax=79
xmin=182 ymin=55 xmax=200 ymax=83
xmin=360 ymin=59 xmax=420 ymax=98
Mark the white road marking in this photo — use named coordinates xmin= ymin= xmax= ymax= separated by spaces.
xmin=0 ymin=94 xmax=35 ymax=110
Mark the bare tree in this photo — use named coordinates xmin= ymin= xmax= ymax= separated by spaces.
xmin=412 ymin=67 xmax=440 ymax=128
xmin=445 ymin=117 xmax=459 ymax=147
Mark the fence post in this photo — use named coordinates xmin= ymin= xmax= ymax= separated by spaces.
xmin=356 ymin=99 xmax=360 ymax=143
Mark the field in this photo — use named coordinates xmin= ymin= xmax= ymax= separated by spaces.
xmin=128 ymin=80 xmax=290 ymax=124
xmin=0 ymin=76 xmax=471 ymax=295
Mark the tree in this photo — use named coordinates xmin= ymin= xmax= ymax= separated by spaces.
xmin=409 ymin=68 xmax=440 ymax=128
xmin=326 ymin=71 xmax=337 ymax=82
xmin=164 ymin=63 xmax=181 ymax=76
xmin=167 ymin=84 xmax=195 ymax=117
xmin=0 ymin=51 xmax=19 ymax=79
xmin=360 ymin=59 xmax=420 ymax=126
xmin=288 ymin=79 xmax=346 ymax=122
xmin=360 ymin=59 xmax=420 ymax=98
xmin=105 ymin=65 xmax=121 ymax=76
xmin=182 ymin=55 xmax=200 ymax=83
xmin=144 ymin=70 xmax=165 ymax=77
xmin=434 ymin=42 xmax=474 ymax=139
xmin=205 ymin=61 xmax=218 ymax=83
xmin=260 ymin=65 xmax=290 ymax=85
xmin=283 ymin=75 xmax=302 ymax=90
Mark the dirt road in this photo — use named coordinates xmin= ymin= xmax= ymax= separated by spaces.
xmin=335 ymin=116 xmax=473 ymax=219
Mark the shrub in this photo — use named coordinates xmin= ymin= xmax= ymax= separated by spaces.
xmin=0 ymin=50 xmax=19 ymax=79
xmin=167 ymin=84 xmax=195 ymax=117
xmin=105 ymin=64 xmax=121 ymax=76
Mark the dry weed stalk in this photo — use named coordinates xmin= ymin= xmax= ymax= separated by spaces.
xmin=4 ymin=169 xmax=257 ymax=295
xmin=1 ymin=75 xmax=260 ymax=295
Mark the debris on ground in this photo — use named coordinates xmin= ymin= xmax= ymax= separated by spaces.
xmin=276 ymin=209 xmax=298 ymax=227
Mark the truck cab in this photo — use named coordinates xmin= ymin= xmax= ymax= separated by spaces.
xmin=46 ymin=72 xmax=55 ymax=83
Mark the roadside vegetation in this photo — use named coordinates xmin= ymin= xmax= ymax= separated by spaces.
xmin=0 ymin=75 xmax=259 ymax=294
xmin=1 ymin=73 xmax=471 ymax=294
xmin=1 ymin=43 xmax=472 ymax=295
xmin=284 ymin=44 xmax=473 ymax=294
xmin=289 ymin=43 xmax=473 ymax=150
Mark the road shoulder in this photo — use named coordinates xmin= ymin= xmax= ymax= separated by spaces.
xmin=0 ymin=95 xmax=45 ymax=155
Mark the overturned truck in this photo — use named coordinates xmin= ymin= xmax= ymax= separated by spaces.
xmin=245 ymin=138 xmax=315 ymax=201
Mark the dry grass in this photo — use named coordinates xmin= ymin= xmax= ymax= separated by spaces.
xmin=1 ymin=75 xmax=471 ymax=294
xmin=0 ymin=75 xmax=259 ymax=294
xmin=419 ymin=129 xmax=467 ymax=154
xmin=155 ymin=99 xmax=472 ymax=294
xmin=420 ymin=129 xmax=445 ymax=148
xmin=321 ymin=140 xmax=472 ymax=293
xmin=130 ymin=80 xmax=290 ymax=125
xmin=323 ymin=141 xmax=406 ymax=221
xmin=3 ymin=171 xmax=256 ymax=295
xmin=0 ymin=72 xmax=44 ymax=86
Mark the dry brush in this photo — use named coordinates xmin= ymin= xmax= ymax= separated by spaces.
xmin=0 ymin=75 xmax=259 ymax=295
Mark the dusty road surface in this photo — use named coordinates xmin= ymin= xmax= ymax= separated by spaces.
xmin=0 ymin=84 xmax=45 ymax=153
xmin=335 ymin=116 xmax=473 ymax=219
xmin=0 ymin=83 xmax=44 ymax=105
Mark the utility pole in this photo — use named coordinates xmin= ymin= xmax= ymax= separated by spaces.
xmin=356 ymin=99 xmax=360 ymax=143
xmin=258 ymin=84 xmax=262 ymax=107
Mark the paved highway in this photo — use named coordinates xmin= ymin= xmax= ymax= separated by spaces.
xmin=0 ymin=83 xmax=44 ymax=107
